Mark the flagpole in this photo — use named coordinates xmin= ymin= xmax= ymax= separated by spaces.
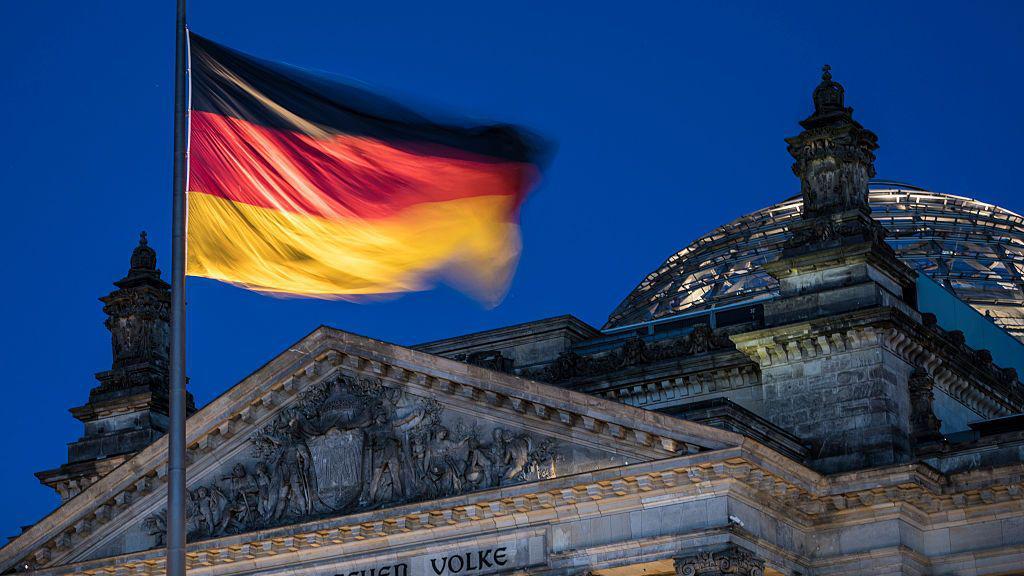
xmin=168 ymin=0 xmax=188 ymax=574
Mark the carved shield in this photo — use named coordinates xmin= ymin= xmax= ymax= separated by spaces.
xmin=309 ymin=428 xmax=364 ymax=510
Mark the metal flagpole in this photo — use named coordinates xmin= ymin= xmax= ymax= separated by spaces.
xmin=168 ymin=0 xmax=189 ymax=575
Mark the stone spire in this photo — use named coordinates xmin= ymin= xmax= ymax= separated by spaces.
xmin=765 ymin=66 xmax=909 ymax=288
xmin=36 ymin=234 xmax=195 ymax=502
xmin=785 ymin=65 xmax=880 ymax=231
xmin=104 ymin=232 xmax=170 ymax=374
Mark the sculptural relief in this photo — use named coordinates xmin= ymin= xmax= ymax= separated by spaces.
xmin=145 ymin=375 xmax=560 ymax=544
xmin=526 ymin=324 xmax=735 ymax=383
xmin=674 ymin=546 xmax=764 ymax=576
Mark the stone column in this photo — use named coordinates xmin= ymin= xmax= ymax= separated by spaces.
xmin=673 ymin=546 xmax=765 ymax=576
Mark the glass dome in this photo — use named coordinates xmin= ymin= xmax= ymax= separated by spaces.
xmin=604 ymin=183 xmax=1024 ymax=341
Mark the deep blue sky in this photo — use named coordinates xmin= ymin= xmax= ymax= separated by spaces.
xmin=1 ymin=0 xmax=1022 ymax=539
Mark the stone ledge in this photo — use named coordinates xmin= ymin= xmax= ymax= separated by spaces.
xmin=731 ymin=307 xmax=1023 ymax=419
xmin=16 ymin=444 xmax=1024 ymax=576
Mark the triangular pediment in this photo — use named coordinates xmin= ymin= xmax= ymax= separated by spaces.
xmin=0 ymin=326 xmax=742 ymax=572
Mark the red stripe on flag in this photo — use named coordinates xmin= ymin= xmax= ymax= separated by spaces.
xmin=189 ymin=111 xmax=536 ymax=221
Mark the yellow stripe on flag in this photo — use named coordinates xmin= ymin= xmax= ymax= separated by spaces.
xmin=186 ymin=192 xmax=521 ymax=303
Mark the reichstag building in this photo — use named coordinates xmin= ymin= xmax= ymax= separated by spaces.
xmin=3 ymin=68 xmax=1023 ymax=576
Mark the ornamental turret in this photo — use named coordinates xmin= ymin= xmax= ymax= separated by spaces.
xmin=36 ymin=234 xmax=195 ymax=502
xmin=103 ymin=232 xmax=170 ymax=374
xmin=786 ymin=65 xmax=879 ymax=219
xmin=769 ymin=65 xmax=913 ymax=291
xmin=734 ymin=67 xmax=922 ymax=473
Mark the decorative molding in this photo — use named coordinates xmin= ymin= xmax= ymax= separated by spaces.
xmin=731 ymin=309 xmax=1023 ymax=419
xmin=585 ymin=364 xmax=760 ymax=409
xmin=16 ymin=446 xmax=1024 ymax=576
xmin=523 ymin=325 xmax=736 ymax=384
xmin=674 ymin=545 xmax=765 ymax=576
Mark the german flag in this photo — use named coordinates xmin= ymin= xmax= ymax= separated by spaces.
xmin=186 ymin=32 xmax=547 ymax=302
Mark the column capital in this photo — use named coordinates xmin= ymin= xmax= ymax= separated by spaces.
xmin=673 ymin=545 xmax=765 ymax=576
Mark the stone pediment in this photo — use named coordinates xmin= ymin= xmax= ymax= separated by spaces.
xmin=0 ymin=326 xmax=742 ymax=573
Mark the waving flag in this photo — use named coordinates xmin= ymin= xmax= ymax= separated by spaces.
xmin=185 ymin=32 xmax=546 ymax=303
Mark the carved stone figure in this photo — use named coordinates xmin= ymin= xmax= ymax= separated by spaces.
xmin=409 ymin=433 xmax=428 ymax=491
xmin=218 ymin=464 xmax=258 ymax=533
xmin=365 ymin=411 xmax=404 ymax=505
xmin=909 ymin=368 xmax=943 ymax=447
xmin=265 ymin=414 xmax=323 ymax=520
xmin=142 ymin=511 xmax=166 ymax=547
xmin=525 ymin=325 xmax=733 ymax=383
xmin=496 ymin=429 xmax=531 ymax=481
xmin=463 ymin=350 xmax=514 ymax=373
xmin=254 ymin=463 xmax=273 ymax=520
xmin=688 ymin=324 xmax=713 ymax=354
xmin=619 ymin=336 xmax=648 ymax=367
xmin=191 ymin=486 xmax=222 ymax=537
xmin=218 ymin=491 xmax=247 ymax=535
xmin=463 ymin=436 xmax=493 ymax=488
xmin=425 ymin=426 xmax=472 ymax=497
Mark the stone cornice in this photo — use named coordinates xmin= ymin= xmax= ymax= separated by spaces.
xmin=731 ymin=307 xmax=1024 ymax=418
xmin=70 ymin=392 xmax=166 ymax=422
xmin=573 ymin=350 xmax=760 ymax=409
xmin=17 ymin=443 xmax=1024 ymax=576
xmin=764 ymin=233 xmax=916 ymax=295
xmin=413 ymin=315 xmax=600 ymax=356
xmin=1 ymin=327 xmax=745 ymax=575
xmin=34 ymin=458 xmax=131 ymax=503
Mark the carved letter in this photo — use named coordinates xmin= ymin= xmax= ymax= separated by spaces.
xmin=478 ymin=549 xmax=493 ymax=569
xmin=494 ymin=547 xmax=508 ymax=566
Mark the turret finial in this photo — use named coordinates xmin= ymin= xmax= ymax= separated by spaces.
xmin=129 ymin=231 xmax=158 ymax=272
xmin=811 ymin=64 xmax=845 ymax=116
xmin=786 ymin=65 xmax=879 ymax=221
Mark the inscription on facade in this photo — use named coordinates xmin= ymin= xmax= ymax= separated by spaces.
xmin=329 ymin=536 xmax=542 ymax=576
xmin=428 ymin=547 xmax=508 ymax=575
xmin=338 ymin=564 xmax=408 ymax=576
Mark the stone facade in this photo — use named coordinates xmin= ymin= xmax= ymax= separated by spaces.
xmin=5 ymin=68 xmax=1024 ymax=576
